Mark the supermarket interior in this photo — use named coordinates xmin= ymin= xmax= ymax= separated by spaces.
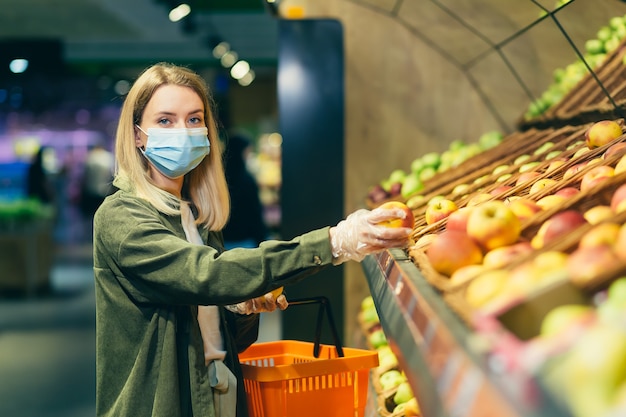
xmin=3 ymin=0 xmax=626 ymax=416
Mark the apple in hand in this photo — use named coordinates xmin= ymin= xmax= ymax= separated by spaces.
xmin=377 ymin=201 xmax=415 ymax=228
xmin=585 ymin=119 xmax=623 ymax=149
xmin=466 ymin=200 xmax=521 ymax=251
xmin=580 ymin=165 xmax=615 ymax=192
xmin=531 ymin=210 xmax=588 ymax=249
xmin=426 ymin=230 xmax=483 ymax=276
xmin=425 ymin=198 xmax=457 ymax=225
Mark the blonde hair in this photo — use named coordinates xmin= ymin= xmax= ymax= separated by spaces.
xmin=114 ymin=62 xmax=230 ymax=231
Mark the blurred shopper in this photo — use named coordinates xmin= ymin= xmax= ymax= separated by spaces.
xmin=92 ymin=62 xmax=411 ymax=417
xmin=222 ymin=132 xmax=268 ymax=249
xmin=25 ymin=146 xmax=55 ymax=205
xmin=80 ymin=143 xmax=114 ymax=217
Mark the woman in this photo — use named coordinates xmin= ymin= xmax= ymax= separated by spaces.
xmin=93 ymin=62 xmax=411 ymax=417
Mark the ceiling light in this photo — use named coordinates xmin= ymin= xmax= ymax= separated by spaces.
xmin=9 ymin=59 xmax=28 ymax=74
xmin=230 ymin=60 xmax=250 ymax=80
xmin=169 ymin=4 xmax=191 ymax=22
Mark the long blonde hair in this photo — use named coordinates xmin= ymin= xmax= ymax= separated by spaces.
xmin=114 ymin=62 xmax=230 ymax=231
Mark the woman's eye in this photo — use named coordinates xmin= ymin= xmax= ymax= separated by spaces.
xmin=157 ymin=119 xmax=170 ymax=125
xmin=189 ymin=117 xmax=202 ymax=125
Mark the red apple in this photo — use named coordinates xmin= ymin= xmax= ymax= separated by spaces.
xmin=531 ymin=210 xmax=588 ymax=249
xmin=585 ymin=120 xmax=623 ymax=149
xmin=482 ymin=241 xmax=533 ymax=269
xmin=603 ymin=142 xmax=626 ymax=159
xmin=466 ymin=200 xmax=522 ymax=251
xmin=425 ymin=198 xmax=458 ymax=225
xmin=515 ymin=171 xmax=541 ymax=186
xmin=377 ymin=201 xmax=415 ymax=229
xmin=567 ymin=244 xmax=622 ymax=286
xmin=555 ymin=187 xmax=580 ymax=198
xmin=426 ymin=230 xmax=483 ymax=276
xmin=580 ymin=165 xmax=615 ymax=192
xmin=490 ymin=185 xmax=513 ymax=197
xmin=563 ymin=162 xmax=588 ymax=180
xmin=507 ymin=197 xmax=543 ymax=222
xmin=611 ymin=183 xmax=626 ymax=213
xmin=446 ymin=206 xmax=473 ymax=232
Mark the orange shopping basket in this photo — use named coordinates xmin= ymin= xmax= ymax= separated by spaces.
xmin=239 ymin=297 xmax=379 ymax=417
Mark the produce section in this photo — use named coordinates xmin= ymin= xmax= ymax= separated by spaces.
xmin=359 ymin=11 xmax=626 ymax=417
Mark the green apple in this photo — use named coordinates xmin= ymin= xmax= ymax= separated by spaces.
xmin=540 ymin=304 xmax=593 ymax=338
xmin=401 ymin=173 xmax=424 ymax=199
xmin=368 ymin=329 xmax=387 ymax=349
xmin=478 ymin=131 xmax=503 ymax=150
xmin=379 ymin=369 xmax=406 ymax=391
xmin=393 ymin=381 xmax=414 ymax=405
xmin=419 ymin=166 xmax=437 ymax=182
xmin=377 ymin=346 xmax=398 ymax=369
xmin=388 ymin=169 xmax=406 ymax=184
xmin=514 ymin=154 xmax=531 ymax=165
xmin=421 ymin=152 xmax=441 ymax=169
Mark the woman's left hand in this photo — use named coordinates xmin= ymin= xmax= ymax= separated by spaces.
xmin=228 ymin=292 xmax=289 ymax=314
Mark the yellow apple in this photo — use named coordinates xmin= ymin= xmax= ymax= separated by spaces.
xmin=466 ymin=200 xmax=521 ymax=251
xmin=507 ymin=197 xmax=543 ymax=221
xmin=464 ymin=269 xmax=510 ymax=308
xmin=377 ymin=201 xmax=415 ymax=229
xmin=583 ymin=205 xmax=616 ymax=224
xmin=529 ymin=178 xmax=558 ymax=195
xmin=579 ymin=222 xmax=621 ymax=248
xmin=585 ymin=119 xmax=623 ymax=149
xmin=482 ymin=241 xmax=533 ymax=269
xmin=536 ymin=194 xmax=567 ymax=210
xmin=424 ymin=198 xmax=457 ymax=225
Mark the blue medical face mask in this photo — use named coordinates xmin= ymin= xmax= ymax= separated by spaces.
xmin=136 ymin=126 xmax=210 ymax=178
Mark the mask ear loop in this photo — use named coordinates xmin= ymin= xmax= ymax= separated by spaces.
xmin=134 ymin=124 xmax=147 ymax=151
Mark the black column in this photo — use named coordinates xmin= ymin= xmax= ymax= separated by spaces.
xmin=277 ymin=18 xmax=345 ymax=344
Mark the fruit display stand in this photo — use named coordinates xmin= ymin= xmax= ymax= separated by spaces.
xmin=359 ymin=115 xmax=626 ymax=417
xmin=361 ymin=249 xmax=569 ymax=417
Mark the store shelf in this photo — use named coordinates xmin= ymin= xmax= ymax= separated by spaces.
xmin=362 ymin=249 xmax=571 ymax=417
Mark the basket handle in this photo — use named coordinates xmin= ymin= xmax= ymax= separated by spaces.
xmin=287 ymin=296 xmax=345 ymax=358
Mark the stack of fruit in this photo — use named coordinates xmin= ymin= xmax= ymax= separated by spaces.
xmin=406 ymin=120 xmax=626 ymax=313
xmin=358 ymin=296 xmax=421 ymax=417
xmin=524 ymin=13 xmax=626 ymax=122
xmin=366 ymin=130 xmax=503 ymax=206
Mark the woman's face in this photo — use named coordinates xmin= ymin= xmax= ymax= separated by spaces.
xmin=135 ymin=84 xmax=206 ymax=195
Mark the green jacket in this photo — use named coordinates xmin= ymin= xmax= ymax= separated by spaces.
xmin=93 ymin=183 xmax=333 ymax=417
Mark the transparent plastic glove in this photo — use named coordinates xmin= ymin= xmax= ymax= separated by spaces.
xmin=225 ymin=292 xmax=289 ymax=315
xmin=329 ymin=207 xmax=412 ymax=265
